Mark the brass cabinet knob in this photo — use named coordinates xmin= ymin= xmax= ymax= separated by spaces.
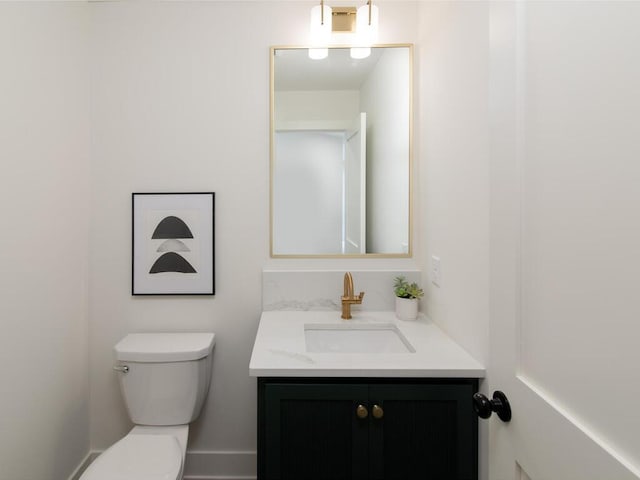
xmin=372 ymin=404 xmax=384 ymax=420
xmin=356 ymin=404 xmax=368 ymax=419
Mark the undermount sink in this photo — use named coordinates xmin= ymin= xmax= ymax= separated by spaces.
xmin=304 ymin=323 xmax=415 ymax=354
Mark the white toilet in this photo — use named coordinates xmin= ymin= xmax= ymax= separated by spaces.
xmin=81 ymin=332 xmax=215 ymax=480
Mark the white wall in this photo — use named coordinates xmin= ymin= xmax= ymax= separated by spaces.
xmin=361 ymin=48 xmax=411 ymax=253
xmin=0 ymin=3 xmax=91 ymax=479
xmin=274 ymin=90 xmax=359 ymax=130
xmin=88 ymin=3 xmax=419 ymax=478
xmin=273 ymin=88 xmax=359 ymax=255
xmin=88 ymin=0 xmax=270 ymax=461
xmin=417 ymin=3 xmax=491 ymax=479
xmin=273 ymin=131 xmax=344 ymax=254
xmin=418 ymin=1 xmax=491 ymax=369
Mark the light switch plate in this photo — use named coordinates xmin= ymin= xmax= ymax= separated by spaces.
xmin=431 ymin=256 xmax=441 ymax=287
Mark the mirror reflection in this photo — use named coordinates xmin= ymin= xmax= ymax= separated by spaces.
xmin=271 ymin=45 xmax=412 ymax=257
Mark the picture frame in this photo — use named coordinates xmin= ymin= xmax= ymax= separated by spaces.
xmin=132 ymin=192 xmax=215 ymax=295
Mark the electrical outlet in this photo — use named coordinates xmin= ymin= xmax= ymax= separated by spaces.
xmin=431 ymin=256 xmax=441 ymax=287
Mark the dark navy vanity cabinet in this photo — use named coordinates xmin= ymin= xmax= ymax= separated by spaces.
xmin=257 ymin=377 xmax=478 ymax=480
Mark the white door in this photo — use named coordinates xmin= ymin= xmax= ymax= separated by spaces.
xmin=488 ymin=2 xmax=640 ymax=479
xmin=344 ymin=112 xmax=367 ymax=254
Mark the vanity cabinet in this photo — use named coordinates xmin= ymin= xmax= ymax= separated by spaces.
xmin=258 ymin=378 xmax=478 ymax=480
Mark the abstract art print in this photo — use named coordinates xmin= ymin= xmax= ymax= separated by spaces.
xmin=132 ymin=192 xmax=215 ymax=295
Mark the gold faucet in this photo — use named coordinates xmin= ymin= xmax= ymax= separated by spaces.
xmin=341 ymin=272 xmax=365 ymax=319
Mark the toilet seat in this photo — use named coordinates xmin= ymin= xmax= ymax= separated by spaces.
xmin=80 ymin=433 xmax=182 ymax=480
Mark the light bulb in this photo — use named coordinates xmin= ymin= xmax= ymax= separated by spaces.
xmin=309 ymin=3 xmax=332 ymax=60
xmin=309 ymin=48 xmax=329 ymax=60
xmin=350 ymin=47 xmax=371 ymax=59
xmin=355 ymin=2 xmax=379 ymax=47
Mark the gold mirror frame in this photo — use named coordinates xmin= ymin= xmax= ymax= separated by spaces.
xmin=270 ymin=44 xmax=414 ymax=258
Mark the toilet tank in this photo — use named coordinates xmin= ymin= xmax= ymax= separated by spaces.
xmin=114 ymin=333 xmax=215 ymax=426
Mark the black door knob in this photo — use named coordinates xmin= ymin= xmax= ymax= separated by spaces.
xmin=473 ymin=390 xmax=512 ymax=422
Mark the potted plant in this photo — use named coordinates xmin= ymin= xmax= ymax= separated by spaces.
xmin=393 ymin=276 xmax=424 ymax=321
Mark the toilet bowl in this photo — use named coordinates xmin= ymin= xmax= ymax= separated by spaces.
xmin=80 ymin=333 xmax=215 ymax=480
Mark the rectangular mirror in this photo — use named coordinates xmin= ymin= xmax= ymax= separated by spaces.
xmin=270 ymin=44 xmax=413 ymax=257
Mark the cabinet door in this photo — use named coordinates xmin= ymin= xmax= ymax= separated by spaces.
xmin=368 ymin=383 xmax=477 ymax=480
xmin=261 ymin=383 xmax=369 ymax=480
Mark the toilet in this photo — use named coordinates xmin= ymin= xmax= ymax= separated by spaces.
xmin=81 ymin=332 xmax=215 ymax=480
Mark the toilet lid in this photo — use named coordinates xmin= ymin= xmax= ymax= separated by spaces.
xmin=81 ymin=434 xmax=182 ymax=480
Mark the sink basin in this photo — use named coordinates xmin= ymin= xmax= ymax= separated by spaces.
xmin=304 ymin=323 xmax=415 ymax=354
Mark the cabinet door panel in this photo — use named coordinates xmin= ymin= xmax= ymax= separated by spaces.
xmin=369 ymin=383 xmax=477 ymax=480
xmin=262 ymin=383 xmax=369 ymax=480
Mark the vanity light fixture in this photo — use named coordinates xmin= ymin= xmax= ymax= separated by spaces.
xmin=309 ymin=0 xmax=332 ymax=60
xmin=308 ymin=0 xmax=378 ymax=60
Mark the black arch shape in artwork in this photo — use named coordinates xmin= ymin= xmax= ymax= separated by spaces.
xmin=152 ymin=216 xmax=194 ymax=239
xmin=149 ymin=252 xmax=197 ymax=274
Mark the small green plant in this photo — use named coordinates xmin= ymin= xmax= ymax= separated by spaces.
xmin=393 ymin=276 xmax=424 ymax=299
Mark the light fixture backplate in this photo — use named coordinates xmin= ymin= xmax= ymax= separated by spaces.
xmin=332 ymin=7 xmax=357 ymax=33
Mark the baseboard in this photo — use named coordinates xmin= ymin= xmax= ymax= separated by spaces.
xmin=67 ymin=452 xmax=98 ymax=480
xmin=183 ymin=450 xmax=257 ymax=480
xmin=71 ymin=449 xmax=257 ymax=480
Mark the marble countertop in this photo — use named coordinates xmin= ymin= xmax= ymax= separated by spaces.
xmin=249 ymin=310 xmax=485 ymax=378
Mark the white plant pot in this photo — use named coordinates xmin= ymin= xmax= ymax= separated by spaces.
xmin=395 ymin=297 xmax=419 ymax=321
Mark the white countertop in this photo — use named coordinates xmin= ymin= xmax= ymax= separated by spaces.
xmin=249 ymin=311 xmax=485 ymax=378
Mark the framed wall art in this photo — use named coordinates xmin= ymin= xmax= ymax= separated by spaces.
xmin=132 ymin=192 xmax=215 ymax=295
